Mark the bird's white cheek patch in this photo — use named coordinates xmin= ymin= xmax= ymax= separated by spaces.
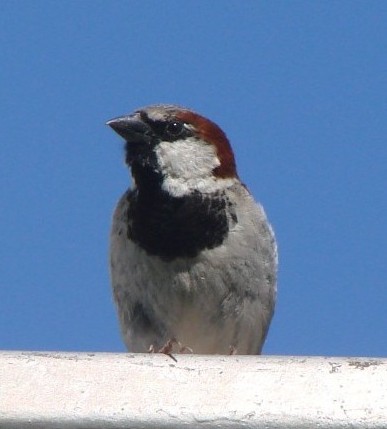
xmin=155 ymin=138 xmax=220 ymax=179
xmin=154 ymin=138 xmax=236 ymax=197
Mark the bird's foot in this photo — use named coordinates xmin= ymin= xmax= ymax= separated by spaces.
xmin=179 ymin=344 xmax=193 ymax=354
xmin=148 ymin=338 xmax=193 ymax=362
xmin=148 ymin=338 xmax=179 ymax=362
xmin=158 ymin=338 xmax=178 ymax=362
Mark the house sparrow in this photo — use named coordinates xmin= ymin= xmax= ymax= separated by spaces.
xmin=107 ymin=104 xmax=277 ymax=355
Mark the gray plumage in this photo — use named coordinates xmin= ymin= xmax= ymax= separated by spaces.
xmin=108 ymin=105 xmax=277 ymax=355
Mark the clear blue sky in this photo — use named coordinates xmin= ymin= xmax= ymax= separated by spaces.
xmin=1 ymin=1 xmax=386 ymax=357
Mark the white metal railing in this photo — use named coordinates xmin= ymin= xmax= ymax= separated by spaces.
xmin=0 ymin=351 xmax=386 ymax=428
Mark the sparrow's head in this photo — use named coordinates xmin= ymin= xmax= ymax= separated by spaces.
xmin=107 ymin=104 xmax=238 ymax=197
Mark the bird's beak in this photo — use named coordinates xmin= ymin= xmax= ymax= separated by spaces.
xmin=106 ymin=114 xmax=150 ymax=141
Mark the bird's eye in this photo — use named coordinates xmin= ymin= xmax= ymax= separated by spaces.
xmin=165 ymin=121 xmax=184 ymax=137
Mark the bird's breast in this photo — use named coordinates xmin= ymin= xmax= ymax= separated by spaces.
xmin=126 ymin=189 xmax=237 ymax=261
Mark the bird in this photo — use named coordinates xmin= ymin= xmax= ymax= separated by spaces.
xmin=106 ymin=104 xmax=277 ymax=355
